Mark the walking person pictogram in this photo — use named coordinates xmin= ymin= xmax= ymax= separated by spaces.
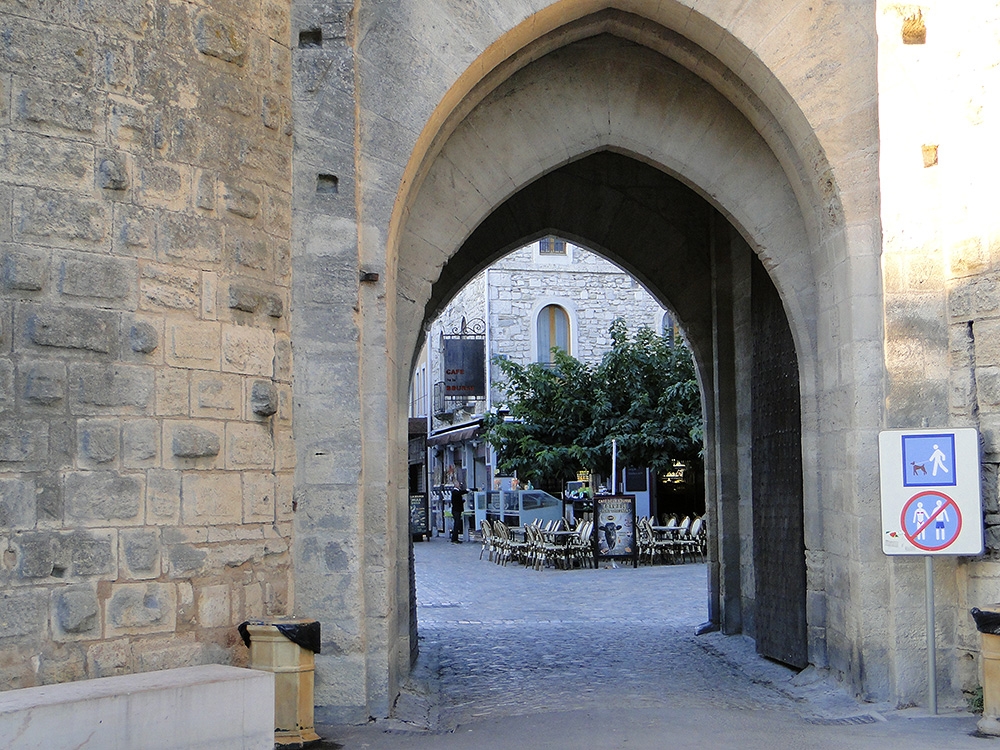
xmin=928 ymin=444 xmax=950 ymax=477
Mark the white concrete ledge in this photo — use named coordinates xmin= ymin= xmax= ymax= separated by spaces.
xmin=0 ymin=664 xmax=274 ymax=750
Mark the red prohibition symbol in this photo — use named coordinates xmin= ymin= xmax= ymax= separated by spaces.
xmin=900 ymin=490 xmax=962 ymax=551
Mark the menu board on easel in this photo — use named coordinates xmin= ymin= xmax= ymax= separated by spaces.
xmin=593 ymin=495 xmax=638 ymax=568
xmin=409 ymin=493 xmax=429 ymax=538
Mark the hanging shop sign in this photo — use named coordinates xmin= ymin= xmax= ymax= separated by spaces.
xmin=443 ymin=337 xmax=486 ymax=398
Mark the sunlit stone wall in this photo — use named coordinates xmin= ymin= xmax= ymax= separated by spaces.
xmin=0 ymin=0 xmax=294 ymax=688
xmin=879 ymin=0 xmax=1000 ymax=699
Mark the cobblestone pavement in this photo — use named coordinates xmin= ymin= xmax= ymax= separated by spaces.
xmin=318 ymin=536 xmax=985 ymax=749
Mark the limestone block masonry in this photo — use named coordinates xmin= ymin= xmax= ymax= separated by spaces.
xmin=0 ymin=0 xmax=294 ymax=689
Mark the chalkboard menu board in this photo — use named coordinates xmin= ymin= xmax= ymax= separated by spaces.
xmin=409 ymin=493 xmax=429 ymax=537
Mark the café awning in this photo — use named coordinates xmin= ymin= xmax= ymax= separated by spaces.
xmin=427 ymin=423 xmax=480 ymax=446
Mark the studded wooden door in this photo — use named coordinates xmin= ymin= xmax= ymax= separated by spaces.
xmin=750 ymin=260 xmax=808 ymax=669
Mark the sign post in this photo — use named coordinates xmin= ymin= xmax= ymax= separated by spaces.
xmin=879 ymin=428 xmax=983 ymax=714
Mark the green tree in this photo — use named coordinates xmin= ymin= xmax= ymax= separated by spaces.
xmin=481 ymin=348 xmax=596 ymax=486
xmin=483 ymin=319 xmax=702 ymax=486
xmin=586 ymin=319 xmax=702 ymax=475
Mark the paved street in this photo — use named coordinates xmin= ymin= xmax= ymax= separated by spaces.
xmin=318 ymin=536 xmax=986 ymax=749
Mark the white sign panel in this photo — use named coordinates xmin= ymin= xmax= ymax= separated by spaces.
xmin=879 ymin=428 xmax=983 ymax=556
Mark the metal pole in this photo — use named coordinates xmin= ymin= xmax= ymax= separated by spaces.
xmin=926 ymin=555 xmax=937 ymax=714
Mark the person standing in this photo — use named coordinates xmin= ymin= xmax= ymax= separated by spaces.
xmin=450 ymin=486 xmax=465 ymax=543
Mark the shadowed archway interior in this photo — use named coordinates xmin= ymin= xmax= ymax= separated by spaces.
xmin=422 ymin=150 xmax=807 ymax=666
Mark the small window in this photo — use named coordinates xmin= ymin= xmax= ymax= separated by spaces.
xmin=538 ymin=236 xmax=566 ymax=256
xmin=537 ymin=304 xmax=570 ymax=363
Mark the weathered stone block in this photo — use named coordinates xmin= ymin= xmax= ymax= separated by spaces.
xmin=77 ymin=418 xmax=120 ymax=466
xmin=0 ymin=418 xmax=48 ymax=466
xmin=274 ymin=429 xmax=295 ymax=471
xmin=251 ymin=379 xmax=278 ymax=416
xmin=223 ymin=181 xmax=260 ymax=218
xmin=274 ymin=335 xmax=292 ymax=382
xmin=0 ymin=588 xmax=47 ymax=639
xmin=52 ymin=585 xmax=100 ymax=638
xmin=262 ymin=95 xmax=281 ymax=130
xmin=2 ymin=135 xmax=93 ymax=192
xmin=140 ymin=264 xmax=199 ymax=311
xmin=123 ymin=419 xmax=158 ymax=468
xmin=196 ymin=171 xmax=216 ymax=210
xmin=168 ymin=543 xmax=208 ymax=577
xmin=24 ymin=305 xmax=116 ymax=354
xmin=155 ymin=368 xmax=189 ymax=416
xmin=222 ymin=325 xmax=273 ymax=376
xmin=137 ymin=159 xmax=186 ymax=210
xmin=228 ymin=284 xmax=262 ymax=313
xmin=14 ymin=188 xmax=107 ymax=245
xmin=165 ymin=320 xmax=220 ymax=370
xmin=192 ymin=372 xmax=241 ymax=418
xmin=202 ymin=270 xmax=219 ymax=320
xmin=64 ymin=471 xmax=143 ymax=525
xmin=171 ymin=423 xmax=222 ymax=458
xmin=106 ymin=582 xmax=176 ymax=635
xmin=22 ymin=361 xmax=66 ymax=406
xmin=58 ymin=253 xmax=137 ymax=305
xmin=146 ymin=469 xmax=181 ymax=524
xmin=120 ymin=528 xmax=160 ymax=579
xmin=243 ymin=472 xmax=275 ymax=522
xmin=195 ymin=9 xmax=248 ymax=65
xmin=159 ymin=211 xmax=222 ymax=265
xmin=226 ymin=226 xmax=270 ymax=274
xmin=226 ymin=422 xmax=273 ymax=469
xmin=69 ymin=363 xmax=153 ymax=414
xmin=35 ymin=474 xmax=63 ymax=524
xmin=0 ymin=16 xmax=93 ymax=84
xmin=69 ymin=530 xmax=116 ymax=577
xmin=181 ymin=472 xmax=242 ymax=525
xmin=16 ymin=532 xmax=56 ymax=578
xmin=2 ymin=245 xmax=48 ymax=291
xmin=86 ymin=638 xmax=131 ymax=678
xmin=262 ymin=189 xmax=291 ymax=241
xmin=112 ymin=203 xmax=156 ymax=259
xmin=197 ymin=583 xmax=232 ymax=628
xmin=0 ymin=477 xmax=35 ymax=529
xmin=98 ymin=153 xmax=129 ymax=191
xmin=129 ymin=320 xmax=159 ymax=353
xmin=0 ymin=359 xmax=12 ymax=406
xmin=14 ymin=78 xmax=97 ymax=133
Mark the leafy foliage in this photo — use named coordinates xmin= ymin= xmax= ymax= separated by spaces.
xmin=482 ymin=319 xmax=703 ymax=486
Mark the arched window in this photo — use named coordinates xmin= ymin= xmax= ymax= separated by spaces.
xmin=536 ymin=304 xmax=570 ymax=363
xmin=662 ymin=312 xmax=675 ymax=347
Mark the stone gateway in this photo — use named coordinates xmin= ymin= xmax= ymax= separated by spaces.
xmin=1 ymin=0 xmax=1000 ymax=726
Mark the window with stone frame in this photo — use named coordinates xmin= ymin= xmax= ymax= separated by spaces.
xmin=538 ymin=236 xmax=567 ymax=255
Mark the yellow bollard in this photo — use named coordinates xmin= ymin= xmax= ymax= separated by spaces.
xmin=242 ymin=618 xmax=322 ymax=748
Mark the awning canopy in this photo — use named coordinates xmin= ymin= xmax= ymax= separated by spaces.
xmin=427 ymin=424 xmax=480 ymax=446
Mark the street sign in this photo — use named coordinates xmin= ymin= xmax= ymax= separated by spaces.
xmin=879 ymin=428 xmax=983 ymax=556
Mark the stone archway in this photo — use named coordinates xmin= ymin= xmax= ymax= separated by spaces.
xmin=291 ymin=1 xmax=884 ymax=721
xmin=397 ymin=27 xmax=825 ymax=670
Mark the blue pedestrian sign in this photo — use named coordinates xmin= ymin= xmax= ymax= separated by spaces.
xmin=901 ymin=434 xmax=956 ymax=487
xmin=879 ymin=428 xmax=983 ymax=556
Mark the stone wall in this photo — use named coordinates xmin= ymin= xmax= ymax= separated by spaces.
xmin=0 ymin=0 xmax=294 ymax=689
xmin=879 ymin=0 xmax=1000 ymax=699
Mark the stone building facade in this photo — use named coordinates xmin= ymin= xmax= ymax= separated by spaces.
xmin=3 ymin=0 xmax=1000 ymax=729
xmin=429 ymin=239 xmax=669 ymax=387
